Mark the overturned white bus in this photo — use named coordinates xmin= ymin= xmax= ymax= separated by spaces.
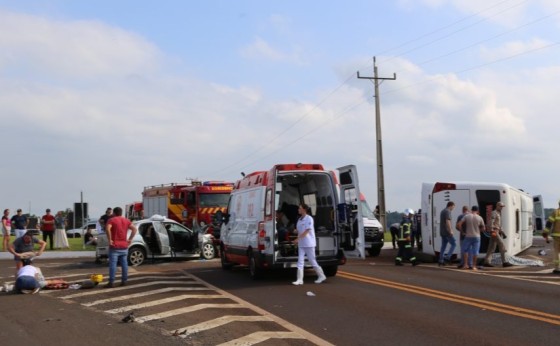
xmin=420 ymin=181 xmax=536 ymax=261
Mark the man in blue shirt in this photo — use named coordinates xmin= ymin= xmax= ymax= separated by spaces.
xmin=10 ymin=209 xmax=28 ymax=238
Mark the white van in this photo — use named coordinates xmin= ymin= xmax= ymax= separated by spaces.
xmin=420 ymin=181 xmax=535 ymax=260
xmin=359 ymin=194 xmax=384 ymax=256
xmin=219 ymin=164 xmax=364 ymax=279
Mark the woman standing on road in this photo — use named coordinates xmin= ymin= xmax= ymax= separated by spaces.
xmin=2 ymin=209 xmax=11 ymax=252
xmin=292 ymin=203 xmax=326 ymax=285
xmin=53 ymin=211 xmax=69 ymax=249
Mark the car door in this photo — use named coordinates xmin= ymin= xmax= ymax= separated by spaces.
xmin=152 ymin=221 xmax=171 ymax=255
xmin=164 ymin=222 xmax=195 ymax=252
xmin=337 ymin=165 xmax=365 ymax=259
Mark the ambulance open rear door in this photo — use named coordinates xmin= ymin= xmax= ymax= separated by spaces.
xmin=337 ymin=165 xmax=366 ymax=259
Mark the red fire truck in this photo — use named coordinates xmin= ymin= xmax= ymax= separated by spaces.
xmin=125 ymin=202 xmax=144 ymax=221
xmin=142 ymin=181 xmax=233 ymax=237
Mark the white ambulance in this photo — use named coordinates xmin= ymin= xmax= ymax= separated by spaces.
xmin=218 ymin=163 xmax=364 ymax=279
xmin=420 ymin=181 xmax=535 ymax=261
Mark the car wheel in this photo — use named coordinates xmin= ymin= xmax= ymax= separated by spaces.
xmin=367 ymin=246 xmax=382 ymax=257
xmin=323 ymin=265 xmax=338 ymax=277
xmin=201 ymin=242 xmax=215 ymax=260
xmin=249 ymin=253 xmax=263 ymax=280
xmin=128 ymin=246 xmax=146 ymax=266
xmin=221 ymin=245 xmax=234 ymax=270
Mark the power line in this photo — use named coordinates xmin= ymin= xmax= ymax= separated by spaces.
xmin=208 ymin=1 xmax=549 ymax=178
xmin=381 ymin=40 xmax=560 ymax=97
xmin=374 ymin=0 xmax=520 ymax=57
xmin=411 ymin=8 xmax=560 ymax=70
xmin=376 ymin=0 xmax=529 ymax=66
xmin=207 ymin=73 xmax=356 ymax=177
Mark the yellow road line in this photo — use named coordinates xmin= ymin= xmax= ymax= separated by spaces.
xmin=338 ymin=271 xmax=560 ymax=326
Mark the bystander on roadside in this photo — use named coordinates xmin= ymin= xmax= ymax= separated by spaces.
xmin=105 ymin=207 xmax=137 ymax=288
xmin=2 ymin=209 xmax=11 ymax=251
xmin=10 ymin=209 xmax=28 ymax=238
xmin=484 ymin=202 xmax=513 ymax=268
xmin=439 ymin=201 xmax=456 ymax=266
xmin=41 ymin=209 xmax=55 ymax=250
xmin=458 ymin=206 xmax=484 ymax=270
xmin=53 ymin=211 xmax=69 ymax=249
xmin=455 ymin=206 xmax=470 ymax=268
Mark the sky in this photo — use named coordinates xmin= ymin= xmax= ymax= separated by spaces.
xmin=1 ymin=0 xmax=559 ymax=219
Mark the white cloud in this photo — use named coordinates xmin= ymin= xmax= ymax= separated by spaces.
xmin=239 ymin=36 xmax=305 ymax=65
xmin=479 ymin=38 xmax=553 ymax=61
xmin=0 ymin=4 xmax=559 ymax=219
xmin=0 ymin=10 xmax=162 ymax=79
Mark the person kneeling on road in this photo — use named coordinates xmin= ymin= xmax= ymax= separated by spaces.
xmin=15 ymin=259 xmax=43 ymax=294
xmin=8 ymin=230 xmax=46 ymax=277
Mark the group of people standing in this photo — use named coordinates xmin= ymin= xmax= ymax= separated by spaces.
xmin=388 ymin=201 xmax=515 ymax=269
xmin=439 ymin=201 xmax=513 ymax=270
xmin=3 ymin=205 xmax=139 ymax=293
xmin=39 ymin=209 xmax=70 ymax=250
xmin=1 ymin=208 xmax=69 ymax=253
xmin=1 ymin=208 xmax=69 ymax=294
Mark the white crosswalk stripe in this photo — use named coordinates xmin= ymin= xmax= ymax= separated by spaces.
xmin=217 ymin=331 xmax=305 ymax=346
xmin=83 ymin=287 xmax=209 ymax=307
xmin=47 ymin=270 xmax=331 ymax=345
xmin=59 ymin=280 xmax=199 ymax=299
xmin=104 ymin=294 xmax=224 ymax=313
xmin=134 ymin=303 xmax=244 ymax=323
xmin=178 ymin=315 xmax=273 ymax=335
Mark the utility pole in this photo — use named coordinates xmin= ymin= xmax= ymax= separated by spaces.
xmin=357 ymin=57 xmax=396 ymax=232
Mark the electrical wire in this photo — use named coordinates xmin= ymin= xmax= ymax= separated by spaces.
xmin=208 ymin=1 xmax=555 ymax=178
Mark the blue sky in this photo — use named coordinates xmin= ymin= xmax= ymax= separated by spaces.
xmin=1 ymin=0 xmax=559 ymax=219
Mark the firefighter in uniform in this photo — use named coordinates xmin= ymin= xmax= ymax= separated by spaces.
xmin=543 ymin=200 xmax=560 ymax=275
xmin=395 ymin=209 xmax=418 ymax=266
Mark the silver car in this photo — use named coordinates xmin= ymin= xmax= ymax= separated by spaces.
xmin=95 ymin=215 xmax=215 ymax=266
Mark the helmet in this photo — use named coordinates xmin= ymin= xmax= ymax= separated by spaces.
xmin=404 ymin=208 xmax=415 ymax=216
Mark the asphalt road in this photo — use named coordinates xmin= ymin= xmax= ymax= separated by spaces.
xmin=1 ymin=238 xmax=558 ymax=345
xmin=191 ymin=242 xmax=560 ymax=346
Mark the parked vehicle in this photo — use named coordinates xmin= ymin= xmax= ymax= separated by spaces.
xmin=142 ymin=180 xmax=233 ymax=240
xmin=219 ymin=163 xmax=364 ymax=279
xmin=66 ymin=219 xmax=98 ymax=238
xmin=95 ymin=215 xmax=215 ymax=266
xmin=359 ymin=194 xmax=384 ymax=257
xmin=125 ymin=201 xmax=143 ymax=221
xmin=420 ymin=181 xmax=535 ymax=260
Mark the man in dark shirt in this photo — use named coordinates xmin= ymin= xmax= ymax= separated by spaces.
xmin=11 ymin=209 xmax=28 ymax=238
xmin=99 ymin=207 xmax=113 ymax=233
xmin=84 ymin=228 xmax=97 ymax=246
